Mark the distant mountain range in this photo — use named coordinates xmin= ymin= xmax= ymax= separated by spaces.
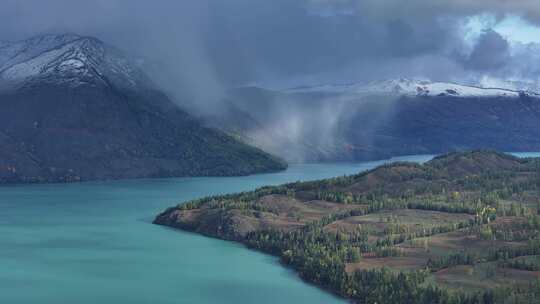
xmin=286 ymin=78 xmax=539 ymax=98
xmin=0 ymin=34 xmax=285 ymax=183
xmin=207 ymin=79 xmax=540 ymax=162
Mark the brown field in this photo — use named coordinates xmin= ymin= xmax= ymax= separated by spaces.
xmin=256 ymin=194 xmax=365 ymax=223
xmin=344 ymin=227 xmax=530 ymax=273
xmin=435 ymin=263 xmax=540 ymax=292
xmin=398 ymin=229 xmax=528 ymax=260
xmin=346 ymin=256 xmax=426 ymax=272
xmin=325 ymin=209 xmax=473 ymax=237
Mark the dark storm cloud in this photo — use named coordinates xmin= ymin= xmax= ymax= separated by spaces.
xmin=199 ymin=0 xmax=471 ymax=87
xmin=1 ymin=0 xmax=539 ymax=94
xmin=201 ymin=0 xmax=540 ymax=85
xmin=323 ymin=0 xmax=540 ymax=24
xmin=0 ymin=0 xmax=459 ymax=81
xmin=463 ymin=30 xmax=511 ymax=71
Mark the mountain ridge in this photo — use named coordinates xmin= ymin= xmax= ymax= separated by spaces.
xmin=0 ymin=34 xmax=286 ymax=184
xmin=284 ymin=78 xmax=539 ymax=98
xmin=210 ymin=84 xmax=540 ymax=162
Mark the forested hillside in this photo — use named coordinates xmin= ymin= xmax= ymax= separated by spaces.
xmin=156 ymin=151 xmax=540 ymax=303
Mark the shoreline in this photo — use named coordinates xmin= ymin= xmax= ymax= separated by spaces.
xmin=152 ymin=219 xmax=350 ymax=302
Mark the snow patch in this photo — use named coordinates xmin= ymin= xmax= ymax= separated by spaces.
xmin=0 ymin=34 xmax=148 ymax=90
xmin=59 ymin=59 xmax=85 ymax=70
xmin=1 ymin=46 xmax=68 ymax=80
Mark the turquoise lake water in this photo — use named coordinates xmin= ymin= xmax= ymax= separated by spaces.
xmin=0 ymin=153 xmax=537 ymax=304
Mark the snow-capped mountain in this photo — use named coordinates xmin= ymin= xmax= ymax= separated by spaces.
xmin=221 ymin=80 xmax=540 ymax=163
xmin=0 ymin=34 xmax=149 ymax=90
xmin=286 ymin=78 xmax=539 ymax=98
xmin=0 ymin=34 xmax=285 ymax=184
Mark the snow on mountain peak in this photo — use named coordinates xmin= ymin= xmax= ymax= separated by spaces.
xmin=0 ymin=34 xmax=148 ymax=90
xmin=286 ymin=78 xmax=538 ymax=98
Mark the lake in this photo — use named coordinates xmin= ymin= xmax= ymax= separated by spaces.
xmin=0 ymin=153 xmax=536 ymax=303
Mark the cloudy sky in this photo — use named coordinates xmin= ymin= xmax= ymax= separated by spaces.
xmin=1 ymin=0 xmax=540 ymax=92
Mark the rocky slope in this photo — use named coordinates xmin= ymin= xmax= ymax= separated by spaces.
xmin=0 ymin=34 xmax=286 ymax=183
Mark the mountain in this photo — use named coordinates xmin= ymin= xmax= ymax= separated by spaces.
xmin=0 ymin=34 xmax=149 ymax=91
xmin=210 ymin=79 xmax=540 ymax=162
xmin=286 ymin=78 xmax=537 ymax=98
xmin=0 ymin=34 xmax=286 ymax=183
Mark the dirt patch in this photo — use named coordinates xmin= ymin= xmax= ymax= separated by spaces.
xmin=346 ymin=256 xmax=426 ymax=272
xmin=325 ymin=209 xmax=473 ymax=237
